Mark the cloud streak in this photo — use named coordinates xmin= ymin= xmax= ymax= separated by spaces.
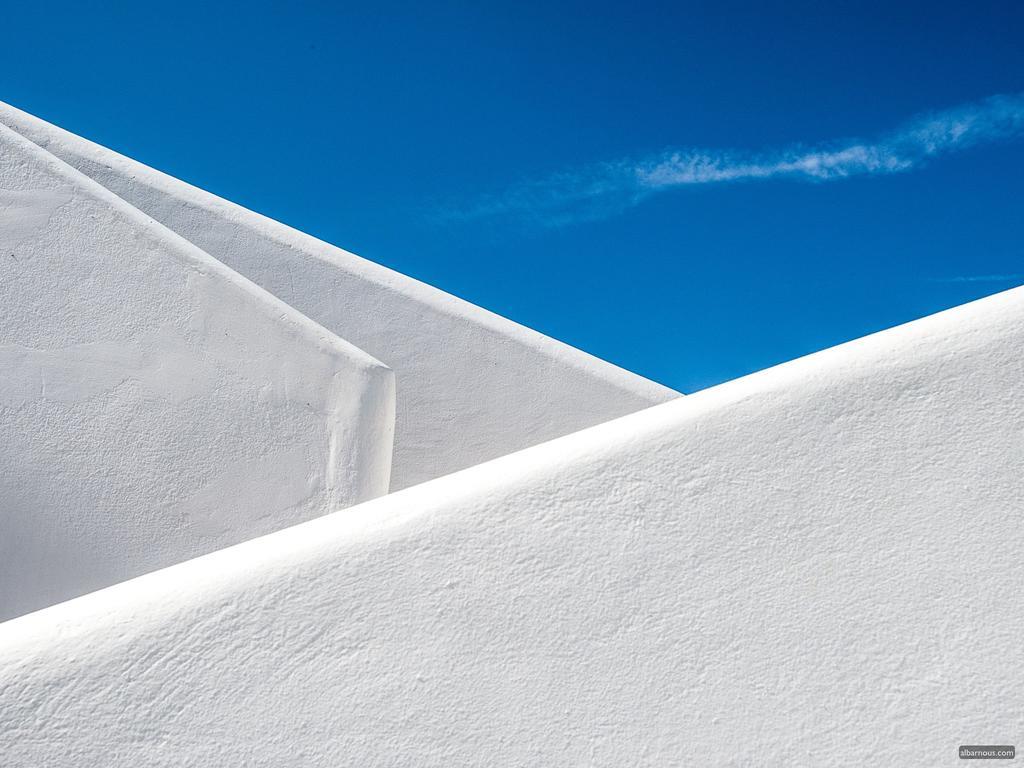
xmin=448 ymin=91 xmax=1024 ymax=226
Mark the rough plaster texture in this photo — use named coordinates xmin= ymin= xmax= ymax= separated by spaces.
xmin=0 ymin=124 xmax=394 ymax=622
xmin=0 ymin=102 xmax=679 ymax=491
xmin=2 ymin=285 xmax=1022 ymax=766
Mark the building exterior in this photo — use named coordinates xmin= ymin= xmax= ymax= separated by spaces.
xmin=1 ymin=105 xmax=1021 ymax=767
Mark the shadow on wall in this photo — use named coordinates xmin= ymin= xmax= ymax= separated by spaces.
xmin=0 ymin=476 xmax=111 ymax=622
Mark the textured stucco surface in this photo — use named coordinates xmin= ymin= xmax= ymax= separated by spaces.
xmin=0 ymin=102 xmax=679 ymax=491
xmin=0 ymin=124 xmax=394 ymax=621
xmin=2 ymin=285 xmax=1021 ymax=766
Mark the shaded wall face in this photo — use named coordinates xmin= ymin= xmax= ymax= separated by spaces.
xmin=0 ymin=127 xmax=394 ymax=621
xmin=0 ymin=105 xmax=677 ymax=492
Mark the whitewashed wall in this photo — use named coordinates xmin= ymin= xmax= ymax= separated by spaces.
xmin=0 ymin=102 xmax=679 ymax=491
xmin=0 ymin=124 xmax=394 ymax=621
xmin=2 ymin=285 xmax=1021 ymax=766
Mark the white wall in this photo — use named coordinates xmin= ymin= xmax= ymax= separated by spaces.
xmin=0 ymin=124 xmax=394 ymax=622
xmin=0 ymin=102 xmax=679 ymax=491
xmin=2 ymin=285 xmax=1021 ymax=766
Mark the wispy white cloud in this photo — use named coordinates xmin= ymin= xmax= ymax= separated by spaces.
xmin=446 ymin=91 xmax=1024 ymax=226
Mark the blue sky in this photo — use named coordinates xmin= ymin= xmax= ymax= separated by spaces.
xmin=2 ymin=1 xmax=1023 ymax=392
